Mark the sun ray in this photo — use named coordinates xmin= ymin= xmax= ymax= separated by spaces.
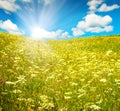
xmin=15 ymin=0 xmax=67 ymax=38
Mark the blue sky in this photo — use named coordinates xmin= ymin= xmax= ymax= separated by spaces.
xmin=0 ymin=0 xmax=120 ymax=39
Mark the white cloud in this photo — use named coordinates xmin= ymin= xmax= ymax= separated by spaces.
xmin=31 ymin=27 xmax=70 ymax=39
xmin=72 ymin=28 xmax=85 ymax=36
xmin=0 ymin=0 xmax=20 ymax=13
xmin=104 ymin=26 xmax=113 ymax=32
xmin=87 ymin=0 xmax=120 ymax=13
xmin=86 ymin=26 xmax=113 ymax=33
xmin=72 ymin=0 xmax=120 ymax=37
xmin=84 ymin=14 xmax=112 ymax=27
xmin=98 ymin=3 xmax=120 ymax=12
xmin=0 ymin=19 xmax=23 ymax=35
xmin=72 ymin=14 xmax=113 ymax=36
xmin=87 ymin=0 xmax=103 ymax=13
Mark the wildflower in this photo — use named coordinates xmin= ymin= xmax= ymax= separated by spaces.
xmin=17 ymin=98 xmax=26 ymax=101
xmin=12 ymin=89 xmax=22 ymax=94
xmin=105 ymin=50 xmax=113 ymax=56
xmin=17 ymin=75 xmax=25 ymax=80
xmin=31 ymin=105 xmax=35 ymax=108
xmin=31 ymin=74 xmax=37 ymax=77
xmin=26 ymin=98 xmax=34 ymax=103
xmin=89 ymin=104 xmax=101 ymax=110
xmin=47 ymin=75 xmax=55 ymax=79
xmin=16 ymin=75 xmax=26 ymax=84
xmin=65 ymin=92 xmax=72 ymax=95
xmin=108 ymin=73 xmax=113 ymax=76
xmin=58 ymin=107 xmax=68 ymax=111
xmin=78 ymin=94 xmax=84 ymax=98
xmin=64 ymin=96 xmax=71 ymax=100
xmin=78 ymin=88 xmax=86 ymax=93
xmin=80 ymin=79 xmax=85 ymax=82
xmin=38 ymin=107 xmax=43 ymax=110
xmin=71 ymin=82 xmax=78 ymax=86
xmin=64 ymin=76 xmax=69 ymax=80
xmin=93 ymin=74 xmax=99 ymax=78
xmin=115 ymin=79 xmax=120 ymax=85
xmin=115 ymin=79 xmax=120 ymax=83
xmin=40 ymin=95 xmax=49 ymax=103
xmin=6 ymin=81 xmax=16 ymax=85
xmin=78 ymin=88 xmax=86 ymax=98
xmin=96 ymin=99 xmax=103 ymax=104
xmin=46 ymin=102 xmax=54 ymax=108
xmin=100 ymin=78 xmax=107 ymax=83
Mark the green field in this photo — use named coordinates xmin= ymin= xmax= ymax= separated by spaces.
xmin=0 ymin=32 xmax=120 ymax=111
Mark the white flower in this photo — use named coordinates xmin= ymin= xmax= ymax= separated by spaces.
xmin=106 ymin=50 xmax=113 ymax=56
xmin=17 ymin=98 xmax=26 ymax=101
xmin=71 ymin=82 xmax=78 ymax=86
xmin=100 ymin=78 xmax=107 ymax=83
xmin=64 ymin=96 xmax=71 ymax=100
xmin=78 ymin=88 xmax=86 ymax=93
xmin=13 ymin=89 xmax=22 ymax=94
xmin=65 ymin=92 xmax=72 ymax=95
xmin=89 ymin=104 xmax=101 ymax=110
xmin=31 ymin=74 xmax=37 ymax=77
xmin=6 ymin=81 xmax=16 ymax=85
xmin=96 ymin=99 xmax=103 ymax=104
xmin=115 ymin=79 xmax=120 ymax=85
xmin=47 ymin=103 xmax=54 ymax=108
xmin=26 ymin=98 xmax=34 ymax=103
xmin=40 ymin=95 xmax=49 ymax=103
xmin=16 ymin=75 xmax=26 ymax=84
xmin=115 ymin=79 xmax=120 ymax=83
xmin=17 ymin=75 xmax=25 ymax=80
xmin=78 ymin=94 xmax=84 ymax=98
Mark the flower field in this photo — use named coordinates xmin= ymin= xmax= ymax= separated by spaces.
xmin=0 ymin=32 xmax=120 ymax=111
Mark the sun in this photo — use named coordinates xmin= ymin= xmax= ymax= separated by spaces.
xmin=31 ymin=27 xmax=43 ymax=39
xmin=31 ymin=26 xmax=49 ymax=39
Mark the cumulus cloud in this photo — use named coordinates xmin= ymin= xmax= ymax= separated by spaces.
xmin=87 ymin=0 xmax=103 ymax=13
xmin=71 ymin=0 xmax=120 ymax=37
xmin=0 ymin=19 xmax=23 ymax=35
xmin=0 ymin=0 xmax=20 ymax=13
xmin=98 ymin=3 xmax=120 ymax=12
xmin=87 ymin=0 xmax=120 ymax=13
xmin=72 ymin=14 xmax=113 ymax=36
xmin=31 ymin=27 xmax=70 ymax=39
xmin=72 ymin=27 xmax=85 ymax=36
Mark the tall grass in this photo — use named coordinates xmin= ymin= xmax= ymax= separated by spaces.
xmin=0 ymin=32 xmax=120 ymax=111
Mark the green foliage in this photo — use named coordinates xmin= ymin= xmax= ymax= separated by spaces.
xmin=0 ymin=32 xmax=120 ymax=110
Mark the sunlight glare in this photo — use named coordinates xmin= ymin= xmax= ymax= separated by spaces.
xmin=31 ymin=26 xmax=55 ymax=39
xmin=31 ymin=27 xmax=47 ymax=39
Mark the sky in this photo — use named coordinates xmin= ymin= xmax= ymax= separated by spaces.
xmin=0 ymin=0 xmax=120 ymax=39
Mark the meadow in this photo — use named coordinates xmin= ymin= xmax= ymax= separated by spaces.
xmin=0 ymin=32 xmax=120 ymax=111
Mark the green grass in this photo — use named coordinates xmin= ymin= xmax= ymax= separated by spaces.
xmin=0 ymin=32 xmax=120 ymax=111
